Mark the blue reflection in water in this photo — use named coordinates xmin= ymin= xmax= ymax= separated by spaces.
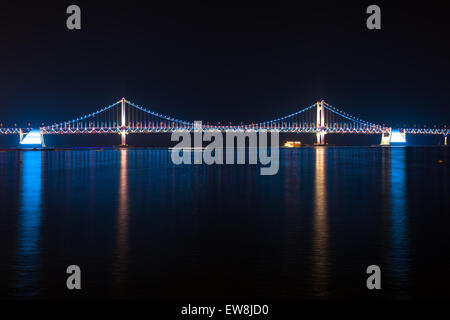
xmin=2 ymin=147 xmax=446 ymax=299
xmin=389 ymin=147 xmax=409 ymax=293
xmin=13 ymin=151 xmax=43 ymax=297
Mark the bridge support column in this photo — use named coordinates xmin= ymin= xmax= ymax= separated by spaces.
xmin=380 ymin=130 xmax=391 ymax=145
xmin=121 ymin=129 xmax=126 ymax=146
xmin=316 ymin=131 xmax=325 ymax=145
xmin=445 ymin=135 xmax=447 ymax=146
xmin=41 ymin=132 xmax=46 ymax=148
xmin=20 ymin=129 xmax=46 ymax=147
xmin=120 ymin=98 xmax=127 ymax=146
xmin=315 ymin=100 xmax=326 ymax=145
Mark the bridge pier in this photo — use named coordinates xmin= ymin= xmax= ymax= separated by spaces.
xmin=120 ymin=98 xmax=127 ymax=146
xmin=315 ymin=100 xmax=326 ymax=145
xmin=380 ymin=131 xmax=391 ymax=145
xmin=445 ymin=135 xmax=447 ymax=146
xmin=121 ymin=129 xmax=127 ymax=146
xmin=316 ymin=131 xmax=326 ymax=145
xmin=381 ymin=129 xmax=406 ymax=145
xmin=20 ymin=129 xmax=46 ymax=147
xmin=41 ymin=133 xmax=46 ymax=147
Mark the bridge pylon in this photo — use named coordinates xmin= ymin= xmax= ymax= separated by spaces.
xmin=315 ymin=100 xmax=326 ymax=145
xmin=120 ymin=97 xmax=127 ymax=146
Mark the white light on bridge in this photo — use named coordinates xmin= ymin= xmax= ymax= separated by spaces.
xmin=390 ymin=129 xmax=406 ymax=144
xmin=20 ymin=129 xmax=43 ymax=145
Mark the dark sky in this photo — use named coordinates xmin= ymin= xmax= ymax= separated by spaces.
xmin=0 ymin=1 xmax=449 ymax=128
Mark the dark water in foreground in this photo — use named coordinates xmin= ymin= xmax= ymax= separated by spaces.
xmin=0 ymin=147 xmax=449 ymax=299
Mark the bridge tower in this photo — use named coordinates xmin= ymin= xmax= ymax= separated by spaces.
xmin=316 ymin=100 xmax=326 ymax=145
xmin=120 ymin=98 xmax=127 ymax=146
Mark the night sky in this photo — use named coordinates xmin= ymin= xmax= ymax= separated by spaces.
xmin=1 ymin=1 xmax=449 ymax=128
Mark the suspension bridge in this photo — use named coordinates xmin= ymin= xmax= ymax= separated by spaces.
xmin=0 ymin=98 xmax=448 ymax=146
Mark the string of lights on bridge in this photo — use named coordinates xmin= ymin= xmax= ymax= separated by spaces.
xmin=0 ymin=98 xmax=448 ymax=137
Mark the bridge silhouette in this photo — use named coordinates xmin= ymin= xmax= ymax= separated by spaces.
xmin=0 ymin=98 xmax=448 ymax=146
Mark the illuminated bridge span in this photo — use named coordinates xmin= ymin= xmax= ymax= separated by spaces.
xmin=0 ymin=98 xmax=448 ymax=146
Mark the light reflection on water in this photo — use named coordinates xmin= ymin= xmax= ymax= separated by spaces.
xmin=114 ymin=150 xmax=129 ymax=290
xmin=1 ymin=147 xmax=449 ymax=299
xmin=388 ymin=148 xmax=410 ymax=296
xmin=12 ymin=151 xmax=43 ymax=297
xmin=312 ymin=148 xmax=328 ymax=297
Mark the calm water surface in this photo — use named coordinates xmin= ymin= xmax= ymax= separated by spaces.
xmin=0 ymin=147 xmax=449 ymax=299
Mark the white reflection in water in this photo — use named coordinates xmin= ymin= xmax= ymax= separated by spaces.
xmin=114 ymin=150 xmax=129 ymax=289
xmin=13 ymin=151 xmax=43 ymax=296
xmin=312 ymin=148 xmax=328 ymax=297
